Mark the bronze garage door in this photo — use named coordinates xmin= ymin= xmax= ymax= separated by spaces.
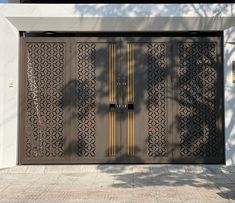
xmin=19 ymin=34 xmax=224 ymax=164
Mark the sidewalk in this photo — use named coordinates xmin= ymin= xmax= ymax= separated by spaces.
xmin=0 ymin=165 xmax=235 ymax=203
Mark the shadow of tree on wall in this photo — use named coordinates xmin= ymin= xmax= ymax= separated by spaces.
xmin=73 ymin=4 xmax=233 ymax=17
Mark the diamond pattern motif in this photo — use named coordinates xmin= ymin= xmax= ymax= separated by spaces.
xmin=177 ymin=42 xmax=217 ymax=157
xmin=147 ymin=43 xmax=168 ymax=157
xmin=76 ymin=43 xmax=96 ymax=157
xmin=25 ymin=42 xmax=65 ymax=158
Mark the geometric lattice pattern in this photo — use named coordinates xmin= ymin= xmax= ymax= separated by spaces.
xmin=177 ymin=42 xmax=217 ymax=157
xmin=76 ymin=43 xmax=96 ymax=157
xmin=147 ymin=43 xmax=168 ymax=157
xmin=25 ymin=42 xmax=65 ymax=158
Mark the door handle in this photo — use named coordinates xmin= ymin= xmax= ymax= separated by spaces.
xmin=110 ymin=104 xmax=129 ymax=112
xmin=109 ymin=103 xmax=116 ymax=112
xmin=128 ymin=103 xmax=134 ymax=111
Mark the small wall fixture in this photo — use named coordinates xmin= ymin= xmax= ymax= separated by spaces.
xmin=233 ymin=61 xmax=235 ymax=83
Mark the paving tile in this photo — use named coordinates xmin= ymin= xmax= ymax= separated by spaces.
xmin=207 ymin=174 xmax=232 ymax=184
xmin=1 ymin=165 xmax=235 ymax=202
xmin=151 ymin=165 xmax=169 ymax=174
xmin=168 ymin=165 xmax=187 ymax=173
xmin=26 ymin=166 xmax=46 ymax=174
xmin=132 ymin=165 xmax=151 ymax=173
xmin=5 ymin=166 xmax=29 ymax=174
xmin=204 ymin=165 xmax=224 ymax=174
xmin=185 ymin=165 xmax=208 ymax=174
xmin=177 ymin=188 xmax=204 ymax=202
xmin=225 ymin=174 xmax=235 ymax=183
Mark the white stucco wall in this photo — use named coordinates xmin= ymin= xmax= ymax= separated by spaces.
xmin=0 ymin=4 xmax=235 ymax=167
xmin=0 ymin=14 xmax=3 ymax=167
xmin=0 ymin=15 xmax=19 ymax=168
xmin=224 ymin=27 xmax=235 ymax=165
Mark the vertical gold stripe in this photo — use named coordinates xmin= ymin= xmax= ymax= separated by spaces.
xmin=127 ymin=113 xmax=129 ymax=156
xmin=127 ymin=44 xmax=130 ymax=155
xmin=111 ymin=112 xmax=113 ymax=156
xmin=113 ymin=45 xmax=116 ymax=156
xmin=132 ymin=112 xmax=135 ymax=155
xmin=129 ymin=113 xmax=130 ymax=156
xmin=130 ymin=112 xmax=133 ymax=155
xmin=131 ymin=44 xmax=134 ymax=102
xmin=114 ymin=45 xmax=116 ymax=102
xmin=130 ymin=44 xmax=132 ymax=102
xmin=111 ymin=45 xmax=113 ymax=102
xmin=112 ymin=45 xmax=114 ymax=102
xmin=112 ymin=112 xmax=113 ymax=156
xmin=111 ymin=45 xmax=113 ymax=156
xmin=132 ymin=113 xmax=134 ymax=155
xmin=130 ymin=113 xmax=132 ymax=156
xmin=109 ymin=45 xmax=111 ymax=102
xmin=113 ymin=45 xmax=114 ymax=156
xmin=113 ymin=112 xmax=117 ymax=155
xmin=109 ymin=44 xmax=111 ymax=156
xmin=111 ymin=44 xmax=113 ymax=102
xmin=113 ymin=112 xmax=114 ymax=156
xmin=113 ymin=113 xmax=115 ymax=156
xmin=127 ymin=44 xmax=135 ymax=156
xmin=132 ymin=45 xmax=135 ymax=102
xmin=127 ymin=44 xmax=129 ymax=102
xmin=113 ymin=45 xmax=115 ymax=101
xmin=132 ymin=45 xmax=135 ymax=156
xmin=112 ymin=113 xmax=114 ymax=156
xmin=109 ymin=112 xmax=111 ymax=155
xmin=108 ymin=44 xmax=117 ymax=156
xmin=114 ymin=44 xmax=116 ymax=156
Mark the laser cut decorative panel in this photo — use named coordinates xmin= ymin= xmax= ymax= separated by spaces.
xmin=177 ymin=42 xmax=217 ymax=157
xmin=147 ymin=43 xmax=168 ymax=157
xmin=21 ymin=36 xmax=223 ymax=164
xmin=76 ymin=43 xmax=96 ymax=157
xmin=25 ymin=42 xmax=65 ymax=158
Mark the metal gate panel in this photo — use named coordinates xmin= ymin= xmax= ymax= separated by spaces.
xmin=171 ymin=37 xmax=224 ymax=163
xmin=121 ymin=37 xmax=173 ymax=163
xmin=20 ymin=38 xmax=71 ymax=164
xmin=69 ymin=38 xmax=121 ymax=163
xmin=121 ymin=36 xmax=224 ymax=164
xmin=19 ymin=34 xmax=224 ymax=164
xmin=20 ymin=37 xmax=121 ymax=164
xmin=146 ymin=42 xmax=169 ymax=158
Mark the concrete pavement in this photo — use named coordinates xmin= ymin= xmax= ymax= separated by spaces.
xmin=0 ymin=165 xmax=235 ymax=202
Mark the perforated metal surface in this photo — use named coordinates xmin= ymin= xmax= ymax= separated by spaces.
xmin=177 ymin=42 xmax=218 ymax=157
xmin=20 ymin=35 xmax=224 ymax=164
xmin=147 ymin=43 xmax=168 ymax=157
xmin=25 ymin=42 xmax=65 ymax=159
xmin=76 ymin=43 xmax=97 ymax=157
